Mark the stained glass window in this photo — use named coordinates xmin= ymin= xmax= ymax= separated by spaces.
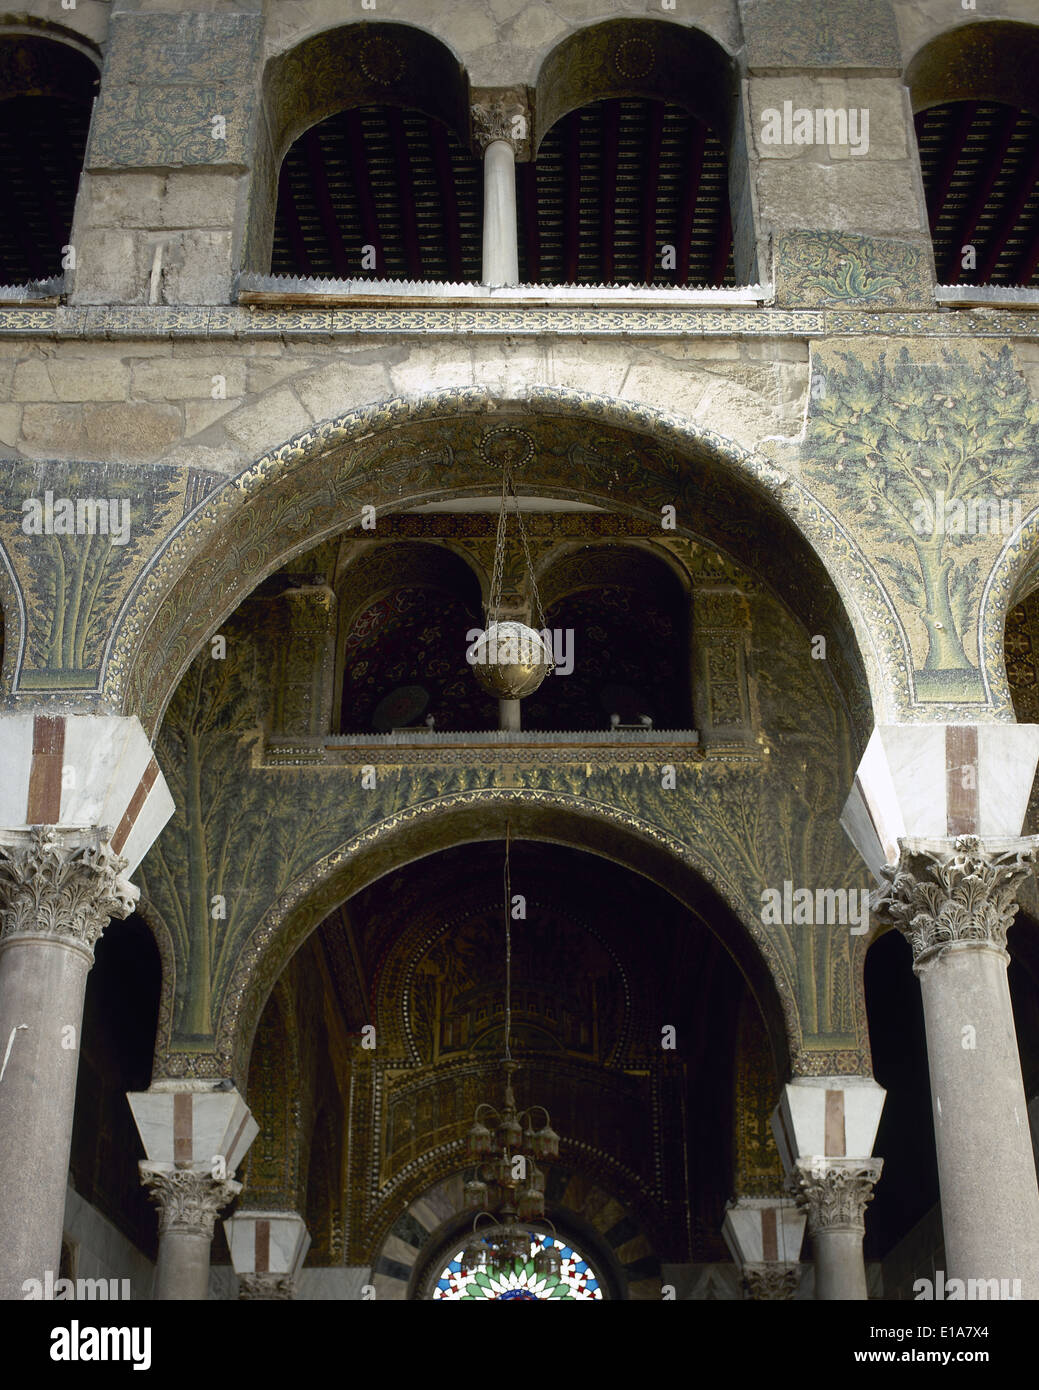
xmin=435 ymin=1232 xmax=603 ymax=1300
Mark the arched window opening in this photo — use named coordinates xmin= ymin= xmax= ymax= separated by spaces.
xmin=915 ymin=100 xmax=1039 ymax=287
xmin=336 ymin=545 xmax=496 ymax=734
xmin=436 ymin=1230 xmax=603 ymax=1299
xmin=0 ymin=37 xmax=96 ymax=285
xmin=519 ymin=97 xmax=733 ymax=288
xmin=525 ymin=547 xmax=690 ymax=732
xmin=909 ymin=21 xmax=1039 ymax=289
xmin=273 ymin=104 xmax=483 ymax=282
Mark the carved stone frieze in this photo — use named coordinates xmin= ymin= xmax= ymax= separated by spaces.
xmin=0 ymin=826 xmax=137 ymax=957
xmin=789 ymin=1158 xmax=883 ymax=1235
xmin=139 ymin=1163 xmax=241 ymax=1239
xmin=743 ymin=1262 xmax=801 ymax=1300
xmin=237 ymin=1273 xmax=296 ymax=1300
xmin=875 ymin=835 xmax=1036 ymax=966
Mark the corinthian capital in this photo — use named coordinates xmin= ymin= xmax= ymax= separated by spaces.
xmin=743 ymin=1263 xmax=801 ymax=1300
xmin=0 ymin=826 xmax=138 ymax=957
xmin=471 ymin=88 xmax=530 ymax=155
xmin=237 ymin=1273 xmax=297 ymax=1301
xmin=790 ymin=1158 xmax=883 ymax=1235
xmin=874 ymin=835 xmax=1036 ymax=966
xmin=140 ymin=1164 xmax=241 ymax=1240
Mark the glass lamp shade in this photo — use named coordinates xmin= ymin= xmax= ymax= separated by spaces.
xmin=461 ymin=1237 xmax=488 ymax=1269
xmin=534 ymin=1123 xmax=560 ymax=1158
xmin=498 ymin=1115 xmax=523 ymax=1149
xmin=495 ymin=1155 xmax=516 ymax=1187
xmin=517 ymin=1186 xmax=545 ymax=1220
xmin=533 ymin=1244 xmax=562 ymax=1278
xmin=464 ymin=1179 xmax=489 ymax=1209
xmin=502 ymin=1226 xmax=528 ymax=1262
xmin=466 ymin=1120 xmax=494 ymax=1156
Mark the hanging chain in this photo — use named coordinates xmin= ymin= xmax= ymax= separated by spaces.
xmin=487 ymin=461 xmax=511 ymax=625
xmin=485 ymin=459 xmax=554 ymax=669
xmin=503 ymin=821 xmax=512 ymax=1062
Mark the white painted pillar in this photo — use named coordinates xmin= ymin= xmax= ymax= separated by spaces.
xmin=482 ymin=140 xmax=519 ymax=287
xmin=472 ymin=98 xmax=524 ymax=288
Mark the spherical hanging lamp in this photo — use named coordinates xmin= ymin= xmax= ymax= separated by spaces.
xmin=469 ymin=621 xmax=552 ymax=700
xmin=467 ymin=456 xmax=556 ymax=711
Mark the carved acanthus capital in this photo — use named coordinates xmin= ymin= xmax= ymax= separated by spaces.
xmin=0 ymin=826 xmax=138 ymax=957
xmin=237 ymin=1273 xmax=297 ymax=1301
xmin=743 ymin=1263 xmax=801 ymax=1301
xmin=874 ymin=835 xmax=1036 ymax=966
xmin=471 ymin=88 xmax=530 ymax=156
xmin=140 ymin=1164 xmax=241 ymax=1239
xmin=789 ymin=1158 xmax=883 ymax=1235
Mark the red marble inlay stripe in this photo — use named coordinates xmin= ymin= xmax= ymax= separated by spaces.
xmin=26 ymin=715 xmax=65 ymax=824
xmin=256 ymin=1220 xmax=270 ymax=1274
xmin=173 ymin=1092 xmax=193 ymax=1165
xmin=761 ymin=1205 xmax=778 ymax=1263
xmin=946 ymin=725 xmax=978 ymax=836
xmin=824 ymin=1089 xmax=846 ymax=1157
xmin=111 ymin=756 xmax=159 ymax=854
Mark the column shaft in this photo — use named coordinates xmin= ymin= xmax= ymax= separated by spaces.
xmin=918 ymin=942 xmax=1039 ymax=1296
xmin=482 ymin=139 xmax=519 ymax=286
xmin=155 ymin=1228 xmax=212 ymax=1301
xmin=0 ymin=936 xmax=90 ymax=1300
xmin=812 ymin=1229 xmax=868 ymax=1300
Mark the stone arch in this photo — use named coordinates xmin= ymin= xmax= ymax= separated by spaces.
xmin=168 ymin=792 xmax=800 ymax=1093
xmin=533 ymin=18 xmax=754 ymax=282
xmin=246 ymin=21 xmax=470 ymax=272
xmin=105 ymin=387 xmax=882 ymax=745
xmin=976 ymin=501 xmax=1039 ymax=718
xmin=906 ymin=20 xmax=1039 ymax=117
xmin=371 ymin=1169 xmax=659 ymax=1299
xmin=533 ymin=18 xmax=734 ymax=151
xmin=907 ymin=20 xmax=1039 ymax=287
xmin=0 ymin=535 xmax=24 ymax=702
xmin=0 ymin=27 xmax=99 ymax=283
xmin=0 ymin=22 xmax=101 ymax=89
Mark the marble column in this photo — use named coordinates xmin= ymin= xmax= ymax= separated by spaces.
xmin=472 ymin=99 xmax=523 ymax=287
xmin=771 ymin=1078 xmax=885 ymax=1301
xmin=789 ymin=1159 xmax=883 ymax=1300
xmin=876 ymin=834 xmax=1039 ymax=1298
xmin=141 ymin=1165 xmax=241 ymax=1301
xmin=0 ymin=827 xmax=137 ymax=1301
xmin=129 ymin=1087 xmax=258 ymax=1301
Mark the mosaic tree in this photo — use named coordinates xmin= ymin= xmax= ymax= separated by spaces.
xmin=809 ymin=346 xmax=1039 ymax=679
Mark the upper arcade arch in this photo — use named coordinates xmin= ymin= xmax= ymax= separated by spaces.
xmin=103 ymin=391 xmax=883 ymax=745
xmin=531 ymin=19 xmax=748 ymax=285
xmin=908 ymin=20 xmax=1039 ymax=288
xmin=0 ymin=28 xmax=99 ymax=284
xmin=246 ymin=22 xmax=471 ymax=273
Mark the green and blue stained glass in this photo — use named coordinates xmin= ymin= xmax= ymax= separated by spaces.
xmin=436 ymin=1232 xmax=602 ymax=1299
